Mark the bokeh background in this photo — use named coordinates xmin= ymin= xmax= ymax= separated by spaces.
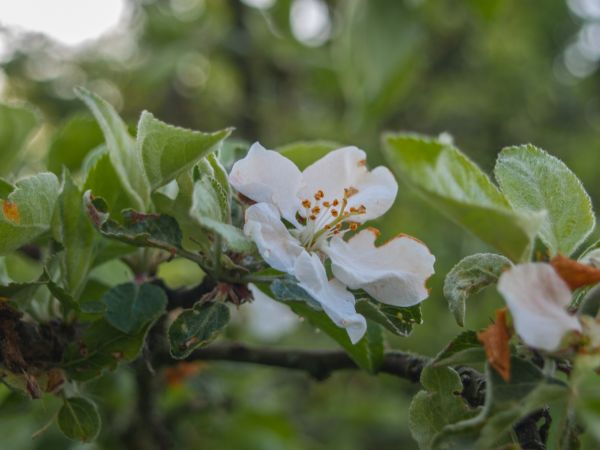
xmin=1 ymin=0 xmax=600 ymax=448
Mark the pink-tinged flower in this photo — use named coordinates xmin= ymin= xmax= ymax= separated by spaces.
xmin=229 ymin=143 xmax=435 ymax=343
xmin=497 ymin=263 xmax=582 ymax=351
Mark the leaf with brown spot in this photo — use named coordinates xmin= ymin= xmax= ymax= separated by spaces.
xmin=551 ymin=254 xmax=600 ymax=290
xmin=478 ymin=308 xmax=512 ymax=382
xmin=2 ymin=200 xmax=20 ymax=224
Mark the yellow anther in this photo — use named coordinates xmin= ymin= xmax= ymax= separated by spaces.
xmin=331 ymin=209 xmax=339 ymax=217
xmin=332 ymin=199 xmax=339 ymax=207
xmin=344 ymin=187 xmax=359 ymax=198
xmin=358 ymin=205 xmax=367 ymax=214
xmin=322 ymin=201 xmax=331 ymax=208
xmin=349 ymin=222 xmax=359 ymax=231
xmin=309 ymin=214 xmax=317 ymax=221
xmin=302 ymin=199 xmax=311 ymax=208
xmin=314 ymin=190 xmax=325 ymax=200
xmin=311 ymin=206 xmax=321 ymax=214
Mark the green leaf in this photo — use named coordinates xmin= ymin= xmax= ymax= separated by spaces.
xmin=383 ymin=133 xmax=543 ymax=261
xmin=168 ymin=302 xmax=230 ymax=359
xmin=0 ymin=102 xmax=40 ymax=176
xmin=495 ymin=144 xmax=595 ymax=256
xmin=443 ymin=253 xmax=512 ymax=327
xmin=75 ymin=87 xmax=149 ymax=209
xmin=269 ymin=279 xmax=383 ymax=373
xmin=63 ymin=319 xmax=152 ymax=381
xmin=0 ymin=173 xmax=60 ymax=256
xmin=47 ymin=114 xmax=104 ymax=174
xmin=83 ymin=152 xmax=133 ymax=219
xmin=43 ymin=270 xmax=79 ymax=312
xmin=57 ymin=397 xmax=101 ymax=443
xmin=573 ymin=355 xmax=600 ymax=443
xmin=435 ymin=358 xmax=568 ymax=450
xmin=432 ymin=330 xmax=484 ymax=367
xmin=190 ymin=175 xmax=254 ymax=253
xmin=408 ymin=365 xmax=478 ymax=450
xmin=137 ymin=111 xmax=232 ymax=190
xmin=56 ymin=170 xmax=96 ymax=297
xmin=355 ymin=296 xmax=422 ymax=336
xmin=278 ymin=140 xmax=341 ymax=170
xmin=102 ymin=282 xmax=167 ymax=335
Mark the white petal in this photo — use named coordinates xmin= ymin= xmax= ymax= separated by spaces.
xmin=229 ymin=142 xmax=302 ymax=222
xmin=497 ymin=263 xmax=582 ymax=352
xmin=244 ymin=284 xmax=299 ymax=341
xmin=325 ymin=229 xmax=435 ymax=307
xmin=299 ymin=146 xmax=398 ymax=222
xmin=244 ymin=203 xmax=304 ymax=274
xmin=294 ymin=251 xmax=366 ymax=343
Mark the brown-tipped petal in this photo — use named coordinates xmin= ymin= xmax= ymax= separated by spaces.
xmin=551 ymin=254 xmax=600 ymax=290
xmin=478 ymin=309 xmax=512 ymax=382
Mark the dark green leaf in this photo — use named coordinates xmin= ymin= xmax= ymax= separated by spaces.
xmin=433 ymin=331 xmax=484 ymax=367
xmin=102 ymin=282 xmax=167 ymax=335
xmin=168 ymin=302 xmax=230 ymax=359
xmin=356 ymin=296 xmax=422 ymax=336
xmin=57 ymin=397 xmax=101 ymax=442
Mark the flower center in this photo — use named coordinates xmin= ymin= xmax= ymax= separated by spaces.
xmin=294 ymin=187 xmax=366 ymax=250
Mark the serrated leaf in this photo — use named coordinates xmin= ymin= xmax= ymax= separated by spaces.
xmin=63 ymin=319 xmax=152 ymax=381
xmin=57 ymin=397 xmax=101 ymax=443
xmin=102 ymin=282 xmax=167 ymax=335
xmin=168 ymin=302 xmax=230 ymax=359
xmin=0 ymin=102 xmax=40 ymax=176
xmin=190 ymin=176 xmax=254 ymax=253
xmin=0 ymin=173 xmax=60 ymax=255
xmin=56 ymin=170 xmax=96 ymax=297
xmin=355 ymin=296 xmax=422 ymax=336
xmin=383 ymin=133 xmax=543 ymax=261
xmin=444 ymin=253 xmax=512 ymax=327
xmin=495 ymin=144 xmax=595 ymax=256
xmin=268 ymin=279 xmax=383 ymax=373
xmin=47 ymin=114 xmax=104 ymax=174
xmin=433 ymin=331 xmax=484 ymax=367
xmin=137 ymin=111 xmax=232 ymax=190
xmin=76 ymin=87 xmax=149 ymax=209
xmin=408 ymin=365 xmax=478 ymax=450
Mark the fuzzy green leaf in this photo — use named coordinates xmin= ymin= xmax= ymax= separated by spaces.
xmin=383 ymin=133 xmax=543 ymax=261
xmin=355 ymin=296 xmax=422 ymax=336
xmin=443 ymin=253 xmax=512 ymax=327
xmin=0 ymin=173 xmax=60 ymax=255
xmin=76 ymin=87 xmax=149 ymax=209
xmin=495 ymin=144 xmax=595 ymax=256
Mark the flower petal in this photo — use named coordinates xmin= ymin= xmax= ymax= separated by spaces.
xmin=497 ymin=263 xmax=582 ymax=352
xmin=299 ymin=146 xmax=398 ymax=222
xmin=244 ymin=203 xmax=304 ymax=274
xmin=229 ymin=142 xmax=302 ymax=222
xmin=325 ymin=229 xmax=435 ymax=307
xmin=294 ymin=251 xmax=366 ymax=344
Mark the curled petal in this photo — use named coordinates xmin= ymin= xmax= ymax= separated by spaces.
xmin=294 ymin=251 xmax=366 ymax=344
xmin=244 ymin=203 xmax=303 ymax=274
xmin=325 ymin=229 xmax=435 ymax=307
xmin=497 ymin=263 xmax=581 ymax=352
xmin=229 ymin=142 xmax=302 ymax=222
xmin=299 ymin=146 xmax=398 ymax=223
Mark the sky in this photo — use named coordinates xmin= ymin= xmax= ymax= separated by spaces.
xmin=0 ymin=0 xmax=126 ymax=46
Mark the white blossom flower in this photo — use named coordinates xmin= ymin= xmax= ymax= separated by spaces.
xmin=229 ymin=142 xmax=435 ymax=343
xmin=497 ymin=262 xmax=582 ymax=352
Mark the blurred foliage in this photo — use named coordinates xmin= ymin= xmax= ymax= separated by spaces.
xmin=1 ymin=0 xmax=599 ymax=448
